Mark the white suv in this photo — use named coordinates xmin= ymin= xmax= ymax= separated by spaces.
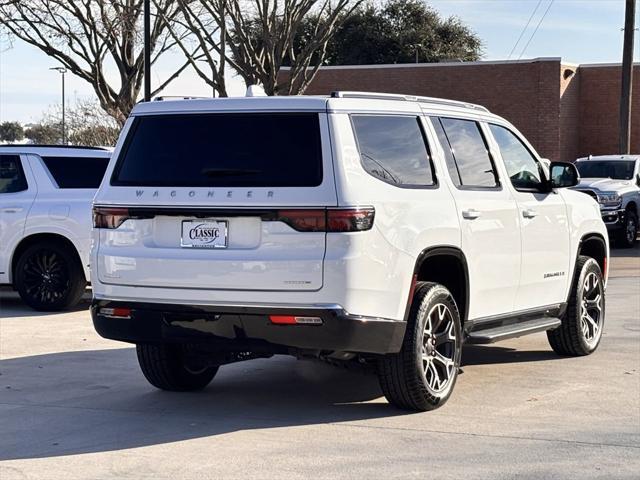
xmin=0 ymin=145 xmax=110 ymax=310
xmin=91 ymin=93 xmax=608 ymax=411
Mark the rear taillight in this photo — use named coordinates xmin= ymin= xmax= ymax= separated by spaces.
xmin=93 ymin=206 xmax=131 ymax=229
xmin=276 ymin=207 xmax=374 ymax=232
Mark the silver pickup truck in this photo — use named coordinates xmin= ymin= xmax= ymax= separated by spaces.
xmin=574 ymin=155 xmax=640 ymax=248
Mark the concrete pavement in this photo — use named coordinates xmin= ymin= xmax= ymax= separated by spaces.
xmin=0 ymin=251 xmax=638 ymax=479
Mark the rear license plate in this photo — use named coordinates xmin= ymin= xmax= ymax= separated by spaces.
xmin=181 ymin=220 xmax=228 ymax=248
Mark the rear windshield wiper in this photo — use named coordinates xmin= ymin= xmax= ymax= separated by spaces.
xmin=202 ymin=167 xmax=262 ymax=177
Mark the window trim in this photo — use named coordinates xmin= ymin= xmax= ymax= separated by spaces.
xmin=488 ymin=122 xmax=548 ymax=194
xmin=0 ymin=154 xmax=29 ymax=194
xmin=433 ymin=116 xmax=502 ymax=191
xmin=349 ymin=113 xmax=439 ymax=190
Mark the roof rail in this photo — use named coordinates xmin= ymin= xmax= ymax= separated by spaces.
xmin=152 ymin=96 xmax=208 ymax=101
xmin=330 ymin=91 xmax=490 ymax=113
xmin=0 ymin=144 xmax=110 ymax=150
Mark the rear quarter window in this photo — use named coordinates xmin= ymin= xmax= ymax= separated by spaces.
xmin=112 ymin=113 xmax=323 ymax=187
xmin=351 ymin=115 xmax=435 ymax=187
xmin=42 ymin=156 xmax=109 ymax=189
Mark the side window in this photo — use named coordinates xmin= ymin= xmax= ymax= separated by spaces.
xmin=351 ymin=115 xmax=436 ymax=187
xmin=489 ymin=124 xmax=544 ymax=191
xmin=42 ymin=156 xmax=109 ymax=188
xmin=0 ymin=155 xmax=28 ymax=194
xmin=436 ymin=117 xmax=499 ymax=188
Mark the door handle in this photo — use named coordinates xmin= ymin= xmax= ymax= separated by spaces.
xmin=462 ymin=209 xmax=482 ymax=220
xmin=2 ymin=206 xmax=23 ymax=213
xmin=522 ymin=208 xmax=538 ymax=219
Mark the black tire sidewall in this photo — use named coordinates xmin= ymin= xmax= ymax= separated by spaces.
xmin=14 ymin=242 xmax=85 ymax=311
xmin=619 ymin=210 xmax=638 ymax=247
xmin=409 ymin=285 xmax=462 ymax=405
xmin=571 ymin=258 xmax=605 ymax=353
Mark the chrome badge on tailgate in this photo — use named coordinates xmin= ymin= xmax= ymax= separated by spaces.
xmin=181 ymin=220 xmax=228 ymax=248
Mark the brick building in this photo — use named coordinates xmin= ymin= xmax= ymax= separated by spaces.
xmin=290 ymin=58 xmax=637 ymax=162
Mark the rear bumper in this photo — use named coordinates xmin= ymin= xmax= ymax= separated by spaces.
xmin=91 ymin=300 xmax=406 ymax=355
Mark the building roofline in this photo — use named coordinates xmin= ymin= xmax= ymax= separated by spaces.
xmin=280 ymin=57 xmax=564 ymax=71
xmin=579 ymin=62 xmax=640 ymax=68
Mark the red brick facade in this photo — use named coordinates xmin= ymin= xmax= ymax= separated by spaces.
xmin=289 ymin=58 xmax=637 ymax=161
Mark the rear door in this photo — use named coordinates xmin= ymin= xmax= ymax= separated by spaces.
xmin=94 ymin=111 xmax=337 ymax=292
xmin=429 ymin=116 xmax=521 ymax=319
xmin=0 ymin=154 xmax=36 ymax=281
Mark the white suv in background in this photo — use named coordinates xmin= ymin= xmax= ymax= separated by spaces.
xmin=91 ymin=93 xmax=608 ymax=411
xmin=0 ymin=145 xmax=110 ymax=310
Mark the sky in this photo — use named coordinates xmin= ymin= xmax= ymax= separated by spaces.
xmin=0 ymin=0 xmax=632 ymax=124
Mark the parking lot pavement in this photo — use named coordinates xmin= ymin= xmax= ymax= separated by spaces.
xmin=0 ymin=253 xmax=638 ymax=480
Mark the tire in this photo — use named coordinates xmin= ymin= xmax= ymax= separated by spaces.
xmin=547 ymin=256 xmax=605 ymax=356
xmin=136 ymin=343 xmax=218 ymax=391
xmin=377 ymin=282 xmax=462 ymax=411
xmin=14 ymin=241 xmax=86 ymax=311
xmin=616 ymin=209 xmax=638 ymax=248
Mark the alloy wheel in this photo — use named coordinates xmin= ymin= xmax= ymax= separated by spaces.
xmin=21 ymin=249 xmax=70 ymax=305
xmin=580 ymin=271 xmax=603 ymax=346
xmin=626 ymin=216 xmax=638 ymax=244
xmin=422 ymin=303 xmax=458 ymax=393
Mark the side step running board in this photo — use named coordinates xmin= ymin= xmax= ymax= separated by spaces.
xmin=466 ymin=317 xmax=561 ymax=344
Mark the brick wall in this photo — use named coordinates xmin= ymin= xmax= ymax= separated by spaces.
xmin=289 ymin=58 xmax=640 ymax=161
xmin=578 ymin=64 xmax=640 ymax=157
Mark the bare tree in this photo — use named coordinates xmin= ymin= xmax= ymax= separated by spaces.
xmin=155 ymin=0 xmax=228 ymax=97
xmin=176 ymin=0 xmax=363 ymax=96
xmin=0 ymin=0 xmax=197 ymax=124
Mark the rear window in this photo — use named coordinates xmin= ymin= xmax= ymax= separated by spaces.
xmin=112 ymin=113 xmax=323 ymax=187
xmin=42 ymin=156 xmax=109 ymax=189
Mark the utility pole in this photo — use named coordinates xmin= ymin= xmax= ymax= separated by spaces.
xmin=50 ymin=66 xmax=67 ymax=144
xmin=619 ymin=0 xmax=636 ymax=154
xmin=144 ymin=0 xmax=151 ymax=101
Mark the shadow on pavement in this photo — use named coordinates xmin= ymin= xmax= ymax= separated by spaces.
xmin=462 ymin=345 xmax=560 ymax=366
xmin=0 ymin=289 xmax=92 ymax=318
xmin=0 ymin=341 xmax=570 ymax=461
xmin=0 ymin=347 xmax=393 ymax=461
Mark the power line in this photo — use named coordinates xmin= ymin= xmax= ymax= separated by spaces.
xmin=518 ymin=0 xmax=555 ymax=60
xmin=508 ymin=0 xmax=543 ymax=60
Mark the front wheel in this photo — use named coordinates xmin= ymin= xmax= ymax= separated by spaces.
xmin=136 ymin=343 xmax=218 ymax=391
xmin=617 ymin=209 xmax=638 ymax=248
xmin=377 ymin=282 xmax=462 ymax=411
xmin=547 ymin=256 xmax=605 ymax=356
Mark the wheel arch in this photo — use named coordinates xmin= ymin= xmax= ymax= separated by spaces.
xmin=10 ymin=233 xmax=85 ymax=284
xmin=625 ymin=200 xmax=637 ymax=215
xmin=576 ymin=233 xmax=608 ymax=280
xmin=410 ymin=246 xmax=470 ymax=325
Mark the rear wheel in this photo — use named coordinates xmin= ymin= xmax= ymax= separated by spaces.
xmin=616 ymin=209 xmax=638 ymax=248
xmin=377 ymin=282 xmax=462 ymax=411
xmin=14 ymin=241 xmax=86 ymax=311
xmin=547 ymin=256 xmax=605 ymax=356
xmin=136 ymin=343 xmax=218 ymax=391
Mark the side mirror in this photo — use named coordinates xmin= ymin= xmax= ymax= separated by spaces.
xmin=549 ymin=161 xmax=580 ymax=188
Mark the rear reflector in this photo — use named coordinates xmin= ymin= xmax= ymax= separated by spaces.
xmin=99 ymin=307 xmax=132 ymax=319
xmin=269 ymin=315 xmax=323 ymax=325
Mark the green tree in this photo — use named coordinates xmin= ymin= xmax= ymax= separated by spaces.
xmin=24 ymin=123 xmax=62 ymax=144
xmin=299 ymin=0 xmax=482 ymax=65
xmin=0 ymin=121 xmax=24 ymax=142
